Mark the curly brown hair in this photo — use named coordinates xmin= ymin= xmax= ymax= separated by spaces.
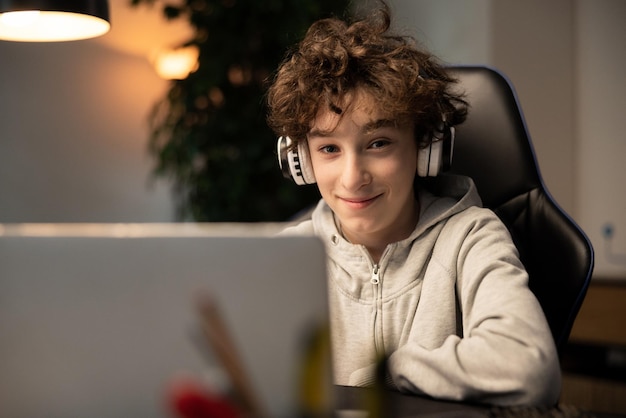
xmin=266 ymin=2 xmax=468 ymax=148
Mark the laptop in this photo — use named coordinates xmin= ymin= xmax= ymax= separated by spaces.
xmin=0 ymin=223 xmax=329 ymax=418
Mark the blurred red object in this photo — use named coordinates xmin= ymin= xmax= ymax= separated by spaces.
xmin=167 ymin=376 xmax=241 ymax=418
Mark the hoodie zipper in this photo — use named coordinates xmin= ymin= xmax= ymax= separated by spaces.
xmin=371 ymin=264 xmax=381 ymax=284
xmin=362 ymin=245 xmax=393 ymax=357
xmin=370 ymin=262 xmax=383 ymax=356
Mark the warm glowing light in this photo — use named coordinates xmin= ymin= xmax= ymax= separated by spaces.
xmin=0 ymin=11 xmax=110 ymax=42
xmin=153 ymin=46 xmax=199 ymax=80
xmin=0 ymin=10 xmax=40 ymax=27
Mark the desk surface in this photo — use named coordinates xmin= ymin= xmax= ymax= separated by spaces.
xmin=332 ymin=385 xmax=624 ymax=418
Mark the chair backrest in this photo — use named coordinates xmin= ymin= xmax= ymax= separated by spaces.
xmin=447 ymin=66 xmax=594 ymax=351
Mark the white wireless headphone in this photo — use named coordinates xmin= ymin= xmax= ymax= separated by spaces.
xmin=277 ymin=122 xmax=455 ymax=185
xmin=416 ymin=122 xmax=455 ymax=178
xmin=277 ymin=135 xmax=316 ymax=185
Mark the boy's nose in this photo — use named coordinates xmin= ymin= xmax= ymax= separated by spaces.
xmin=340 ymin=155 xmax=371 ymax=191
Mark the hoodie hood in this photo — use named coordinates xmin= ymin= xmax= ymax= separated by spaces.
xmin=411 ymin=174 xmax=483 ymax=240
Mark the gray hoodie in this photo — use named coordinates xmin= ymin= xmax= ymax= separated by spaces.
xmin=282 ymin=174 xmax=561 ymax=407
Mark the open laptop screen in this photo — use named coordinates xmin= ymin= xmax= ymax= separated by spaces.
xmin=0 ymin=223 xmax=328 ymax=418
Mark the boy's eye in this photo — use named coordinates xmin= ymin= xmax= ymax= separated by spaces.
xmin=319 ymin=145 xmax=339 ymax=153
xmin=370 ymin=139 xmax=390 ymax=149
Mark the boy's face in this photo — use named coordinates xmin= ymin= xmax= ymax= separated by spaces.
xmin=307 ymin=91 xmax=419 ymax=249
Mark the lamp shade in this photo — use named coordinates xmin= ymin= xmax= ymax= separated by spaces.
xmin=0 ymin=0 xmax=110 ymax=41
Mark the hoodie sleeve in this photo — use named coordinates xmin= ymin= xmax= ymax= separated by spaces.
xmin=386 ymin=207 xmax=561 ymax=407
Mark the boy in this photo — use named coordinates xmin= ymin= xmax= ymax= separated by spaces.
xmin=267 ymin=3 xmax=560 ymax=407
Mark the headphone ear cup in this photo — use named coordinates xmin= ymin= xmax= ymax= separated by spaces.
xmin=277 ymin=136 xmax=316 ymax=185
xmin=417 ymin=141 xmax=432 ymax=177
xmin=416 ymin=124 xmax=454 ymax=177
xmin=442 ymin=126 xmax=455 ymax=172
xmin=296 ymin=140 xmax=316 ymax=184
xmin=427 ymin=139 xmax=443 ymax=176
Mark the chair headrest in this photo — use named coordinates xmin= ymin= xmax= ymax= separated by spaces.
xmin=447 ymin=66 xmax=542 ymax=209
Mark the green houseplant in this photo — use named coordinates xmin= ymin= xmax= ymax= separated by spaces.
xmin=131 ymin=0 xmax=349 ymax=221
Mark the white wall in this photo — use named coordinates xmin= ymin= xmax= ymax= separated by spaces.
xmin=0 ymin=40 xmax=174 ymax=222
xmin=386 ymin=0 xmax=491 ymax=65
xmin=575 ymin=0 xmax=626 ymax=278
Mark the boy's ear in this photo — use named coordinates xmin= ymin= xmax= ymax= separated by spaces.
xmin=277 ymin=136 xmax=317 ymax=185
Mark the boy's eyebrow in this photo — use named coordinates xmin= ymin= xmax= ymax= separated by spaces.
xmin=307 ymin=128 xmax=333 ymax=139
xmin=308 ymin=118 xmax=397 ymax=139
xmin=362 ymin=118 xmax=397 ymax=133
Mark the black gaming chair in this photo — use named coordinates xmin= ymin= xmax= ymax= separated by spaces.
xmin=447 ymin=66 xmax=594 ymax=351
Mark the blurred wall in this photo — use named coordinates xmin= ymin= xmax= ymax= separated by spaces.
xmin=0 ymin=40 xmax=174 ymax=222
xmin=575 ymin=0 xmax=626 ymax=278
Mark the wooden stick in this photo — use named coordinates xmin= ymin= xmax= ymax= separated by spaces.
xmin=195 ymin=291 xmax=268 ymax=418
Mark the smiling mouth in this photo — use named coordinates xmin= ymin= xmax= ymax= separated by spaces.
xmin=340 ymin=194 xmax=381 ymax=208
